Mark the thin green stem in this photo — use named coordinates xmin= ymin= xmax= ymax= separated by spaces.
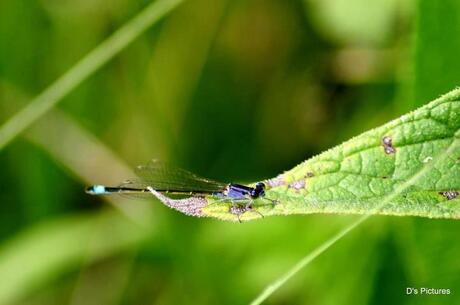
xmin=249 ymin=215 xmax=368 ymax=305
xmin=0 ymin=0 xmax=184 ymax=151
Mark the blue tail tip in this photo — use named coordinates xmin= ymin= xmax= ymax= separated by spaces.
xmin=86 ymin=185 xmax=106 ymax=195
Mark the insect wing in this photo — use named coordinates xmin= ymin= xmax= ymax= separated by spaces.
xmin=134 ymin=159 xmax=227 ymax=193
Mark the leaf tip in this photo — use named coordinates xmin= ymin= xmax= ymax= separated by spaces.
xmin=147 ymin=187 xmax=207 ymax=217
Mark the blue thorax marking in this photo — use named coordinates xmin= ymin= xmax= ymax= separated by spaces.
xmin=226 ymin=184 xmax=253 ymax=199
xmin=213 ymin=183 xmax=266 ymax=200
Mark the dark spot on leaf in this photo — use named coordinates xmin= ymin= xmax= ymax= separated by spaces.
xmin=382 ymin=136 xmax=391 ymax=145
xmin=306 ymin=172 xmax=314 ymax=178
xmin=382 ymin=136 xmax=396 ymax=154
xmin=382 ymin=176 xmax=388 ymax=179
xmin=385 ymin=147 xmax=396 ymax=154
xmin=439 ymin=191 xmax=459 ymax=200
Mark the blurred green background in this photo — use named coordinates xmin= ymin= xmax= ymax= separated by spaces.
xmin=1 ymin=0 xmax=460 ymax=304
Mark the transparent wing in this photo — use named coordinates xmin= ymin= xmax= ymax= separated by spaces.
xmin=132 ymin=159 xmax=227 ymax=193
xmin=115 ymin=180 xmax=155 ymax=199
xmin=115 ymin=180 xmax=195 ymax=200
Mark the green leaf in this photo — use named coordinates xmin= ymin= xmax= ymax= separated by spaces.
xmin=152 ymin=88 xmax=460 ymax=221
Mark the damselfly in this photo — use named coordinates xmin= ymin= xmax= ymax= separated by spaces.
xmin=86 ymin=160 xmax=277 ymax=219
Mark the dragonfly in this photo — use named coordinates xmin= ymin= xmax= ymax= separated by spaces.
xmin=86 ymin=160 xmax=277 ymax=220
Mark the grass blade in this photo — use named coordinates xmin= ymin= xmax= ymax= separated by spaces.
xmin=0 ymin=0 xmax=184 ymax=151
xmin=249 ymin=216 xmax=367 ymax=305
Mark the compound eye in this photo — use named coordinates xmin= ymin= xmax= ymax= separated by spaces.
xmin=251 ymin=182 xmax=266 ymax=198
xmin=256 ymin=182 xmax=265 ymax=190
